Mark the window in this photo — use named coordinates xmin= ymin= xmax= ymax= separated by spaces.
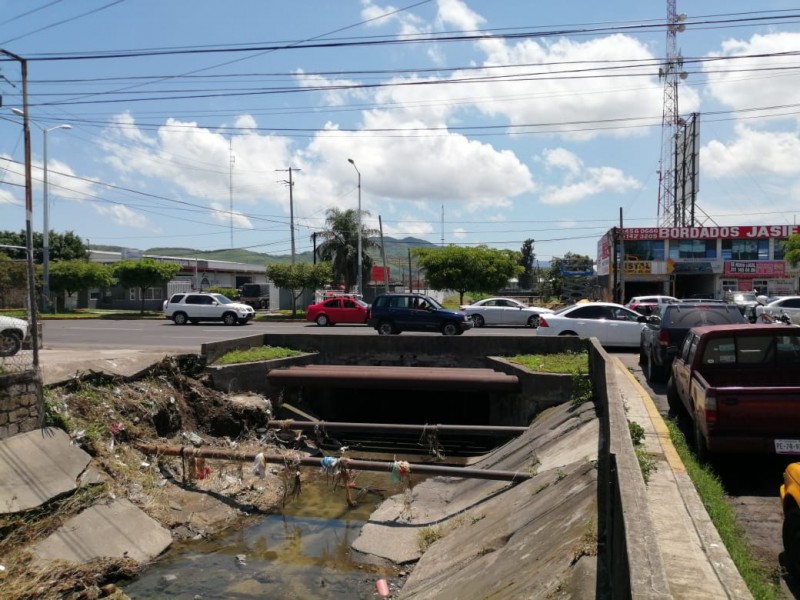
xmin=129 ymin=288 xmax=137 ymax=301
xmin=668 ymin=239 xmax=716 ymax=260
xmin=343 ymin=299 xmax=356 ymax=308
xmin=567 ymin=305 xmax=608 ymax=319
xmin=775 ymin=239 xmax=788 ymax=260
xmin=721 ymin=239 xmax=769 ymax=260
xmin=702 ymin=338 xmax=736 ymax=365
xmin=323 ymin=299 xmax=340 ymax=308
xmin=145 ymin=287 xmax=162 ymax=300
xmin=736 ymin=336 xmax=773 ymax=364
xmin=624 ymin=240 xmax=665 ymax=261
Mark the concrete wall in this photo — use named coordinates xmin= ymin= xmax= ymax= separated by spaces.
xmin=206 ymin=353 xmax=319 ymax=395
xmin=201 ymin=333 xmax=585 ymax=366
xmin=0 ymin=370 xmax=43 ymax=439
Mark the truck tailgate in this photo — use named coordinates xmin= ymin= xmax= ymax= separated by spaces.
xmin=715 ymin=387 xmax=800 ymax=437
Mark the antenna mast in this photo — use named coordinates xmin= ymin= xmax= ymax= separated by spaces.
xmin=657 ymin=0 xmax=687 ymax=227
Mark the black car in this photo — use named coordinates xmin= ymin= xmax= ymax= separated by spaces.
xmin=639 ymin=303 xmax=747 ymax=383
xmin=366 ymin=293 xmax=473 ymax=335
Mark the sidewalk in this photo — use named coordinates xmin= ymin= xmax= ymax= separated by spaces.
xmin=611 ymin=357 xmax=753 ymax=600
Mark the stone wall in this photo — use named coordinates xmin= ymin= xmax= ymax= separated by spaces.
xmin=0 ymin=370 xmax=43 ymax=439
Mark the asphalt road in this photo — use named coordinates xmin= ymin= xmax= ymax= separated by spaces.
xmin=39 ymin=318 xmax=540 ymax=351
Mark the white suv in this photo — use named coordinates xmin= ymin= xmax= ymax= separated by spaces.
xmin=0 ymin=315 xmax=29 ymax=356
xmin=163 ymin=292 xmax=255 ymax=325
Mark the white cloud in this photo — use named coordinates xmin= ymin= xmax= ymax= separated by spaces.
xmin=705 ymin=32 xmax=800 ymax=118
xmin=93 ymin=203 xmax=151 ymax=229
xmin=535 ymin=147 xmax=641 ymax=205
xmin=701 ymin=125 xmax=800 ymax=178
xmin=452 ymin=227 xmax=467 ymax=239
xmin=209 ymin=201 xmax=254 ymax=229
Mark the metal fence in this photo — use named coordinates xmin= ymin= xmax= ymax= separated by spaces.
xmin=0 ymin=256 xmax=36 ymax=375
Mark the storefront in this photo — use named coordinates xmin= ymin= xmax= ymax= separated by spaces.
xmin=597 ymin=225 xmax=800 ymax=302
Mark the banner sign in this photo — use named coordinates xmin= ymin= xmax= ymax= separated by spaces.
xmin=724 ymin=261 xmax=786 ymax=277
xmin=370 ymin=266 xmax=390 ymax=283
xmin=623 ymin=225 xmax=799 ymax=241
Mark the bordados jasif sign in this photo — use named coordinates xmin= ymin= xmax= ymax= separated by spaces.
xmin=623 ymin=225 xmax=799 ymax=241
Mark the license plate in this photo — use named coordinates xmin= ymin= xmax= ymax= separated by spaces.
xmin=775 ymin=439 xmax=800 ymax=454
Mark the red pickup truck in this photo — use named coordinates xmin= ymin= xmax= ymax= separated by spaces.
xmin=667 ymin=323 xmax=800 ymax=459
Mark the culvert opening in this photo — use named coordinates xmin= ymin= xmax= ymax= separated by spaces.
xmin=269 ymin=365 xmax=523 ymax=457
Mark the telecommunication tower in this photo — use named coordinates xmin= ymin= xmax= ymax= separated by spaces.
xmin=657 ymin=1 xmax=688 ymax=227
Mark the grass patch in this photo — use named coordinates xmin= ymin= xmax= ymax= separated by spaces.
xmin=507 ymin=351 xmax=588 ymax=374
xmin=212 ymin=345 xmax=304 ymax=365
xmin=628 ymin=420 xmax=657 ymax=484
xmin=666 ymin=419 xmax=783 ymax=600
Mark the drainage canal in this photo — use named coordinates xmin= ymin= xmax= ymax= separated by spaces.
xmin=123 ymin=364 xmax=527 ymax=598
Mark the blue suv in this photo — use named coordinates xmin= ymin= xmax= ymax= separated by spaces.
xmin=367 ymin=293 xmax=473 ymax=335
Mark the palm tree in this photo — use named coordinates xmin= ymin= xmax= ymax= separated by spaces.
xmin=314 ymin=208 xmax=379 ymax=293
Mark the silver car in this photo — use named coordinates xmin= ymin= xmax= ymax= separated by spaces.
xmin=763 ymin=296 xmax=800 ymax=324
xmin=459 ymin=297 xmax=553 ymax=328
xmin=0 ymin=315 xmax=29 ymax=357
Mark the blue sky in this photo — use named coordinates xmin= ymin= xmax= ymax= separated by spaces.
xmin=2 ymin=1 xmax=800 ymax=264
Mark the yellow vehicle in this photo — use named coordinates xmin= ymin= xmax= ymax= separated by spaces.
xmin=781 ymin=462 xmax=800 ymax=574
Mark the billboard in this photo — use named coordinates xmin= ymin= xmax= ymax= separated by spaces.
xmin=370 ymin=266 xmax=390 ymax=283
xmin=623 ymin=225 xmax=799 ymax=241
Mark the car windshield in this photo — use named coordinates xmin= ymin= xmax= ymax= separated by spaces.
xmin=211 ymin=294 xmax=233 ymax=304
xmin=732 ymin=292 xmax=757 ymax=303
xmin=356 ymin=299 xmax=369 ymax=308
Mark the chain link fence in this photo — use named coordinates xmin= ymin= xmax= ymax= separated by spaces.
xmin=0 ymin=256 xmax=36 ymax=375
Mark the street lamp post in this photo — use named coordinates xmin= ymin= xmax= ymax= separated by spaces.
xmin=347 ymin=158 xmax=362 ymax=297
xmin=12 ymin=109 xmax=71 ymax=313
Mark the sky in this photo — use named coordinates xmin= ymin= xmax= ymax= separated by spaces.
xmin=2 ymin=1 xmax=800 ymax=265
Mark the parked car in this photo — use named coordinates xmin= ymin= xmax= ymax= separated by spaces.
xmin=639 ymin=303 xmax=747 ymax=383
xmin=762 ymin=296 xmax=800 ymax=324
xmin=668 ymin=324 xmax=800 ymax=460
xmin=782 ymin=462 xmax=800 ymax=577
xmin=306 ymin=296 xmax=369 ymax=326
xmin=724 ymin=291 xmax=759 ymax=321
xmin=459 ymin=297 xmax=553 ymax=328
xmin=367 ymin=293 xmax=473 ymax=335
xmin=625 ymin=295 xmax=679 ymax=316
xmin=0 ymin=315 xmax=29 ymax=357
xmin=536 ymin=302 xmax=646 ymax=347
xmin=163 ymin=292 xmax=255 ymax=325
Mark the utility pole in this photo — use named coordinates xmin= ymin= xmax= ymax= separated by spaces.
xmin=229 ymin=138 xmax=235 ymax=248
xmin=2 ymin=48 xmax=38 ymax=367
xmin=379 ymin=216 xmax=389 ymax=293
xmin=276 ymin=167 xmax=300 ymax=264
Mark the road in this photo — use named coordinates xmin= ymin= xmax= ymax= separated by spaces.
xmin=615 ymin=350 xmax=798 ymax=598
xmin=39 ymin=318 xmax=539 ymax=351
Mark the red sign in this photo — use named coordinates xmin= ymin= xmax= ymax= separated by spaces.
xmin=724 ymin=261 xmax=786 ymax=278
xmin=370 ymin=266 xmax=390 ymax=283
xmin=623 ymin=225 xmax=799 ymax=241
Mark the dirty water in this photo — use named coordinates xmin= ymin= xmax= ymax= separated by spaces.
xmin=122 ymin=469 xmax=419 ymax=599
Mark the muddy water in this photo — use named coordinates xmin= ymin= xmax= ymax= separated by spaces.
xmin=123 ymin=469 xmax=416 ymax=599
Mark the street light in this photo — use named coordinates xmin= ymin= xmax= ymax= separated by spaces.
xmin=12 ymin=109 xmax=72 ymax=313
xmin=347 ymin=158 xmax=362 ymax=297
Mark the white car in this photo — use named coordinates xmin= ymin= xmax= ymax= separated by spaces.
xmin=459 ymin=297 xmax=553 ymax=328
xmin=0 ymin=315 xmax=29 ymax=357
xmin=536 ymin=302 xmax=646 ymax=347
xmin=763 ymin=296 xmax=800 ymax=324
xmin=163 ymin=292 xmax=255 ymax=325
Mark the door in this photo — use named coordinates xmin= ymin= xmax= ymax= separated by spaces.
xmin=607 ymin=306 xmax=646 ymax=346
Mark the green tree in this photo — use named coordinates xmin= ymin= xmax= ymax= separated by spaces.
xmin=547 ymin=257 xmax=563 ymax=298
xmin=518 ymin=238 xmax=536 ymax=290
xmin=49 ymin=260 xmax=114 ymax=311
xmin=413 ymin=245 xmax=522 ymax=304
xmin=0 ymin=230 xmax=88 ymax=263
xmin=266 ymin=262 xmax=332 ymax=317
xmin=784 ymin=234 xmax=800 ymax=268
xmin=0 ymin=253 xmax=29 ymax=309
xmin=314 ymin=208 xmax=378 ymax=293
xmin=113 ymin=258 xmax=181 ymax=314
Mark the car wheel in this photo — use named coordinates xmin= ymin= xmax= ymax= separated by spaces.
xmin=692 ymin=418 xmax=709 ymax=463
xmin=558 ymin=330 xmax=578 ymax=336
xmin=441 ymin=321 xmax=459 ymax=336
xmin=189 ymin=319 xmax=199 ymax=324
xmin=666 ymin=376 xmax=684 ymax=416
xmin=316 ymin=314 xmax=329 ymax=327
xmin=527 ymin=315 xmax=540 ymax=328
xmin=638 ymin=344 xmax=646 ymax=365
xmin=783 ymin=508 xmax=800 ymax=578
xmin=377 ymin=320 xmax=395 ymax=335
xmin=172 ymin=312 xmax=188 ymax=325
xmin=472 ymin=314 xmax=485 ymax=328
xmin=646 ymin=352 xmax=665 ymax=383
xmin=222 ymin=312 xmax=238 ymax=326
xmin=0 ymin=331 xmax=22 ymax=357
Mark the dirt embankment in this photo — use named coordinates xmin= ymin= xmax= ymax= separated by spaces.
xmin=2 ymin=357 xmax=304 ymax=600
